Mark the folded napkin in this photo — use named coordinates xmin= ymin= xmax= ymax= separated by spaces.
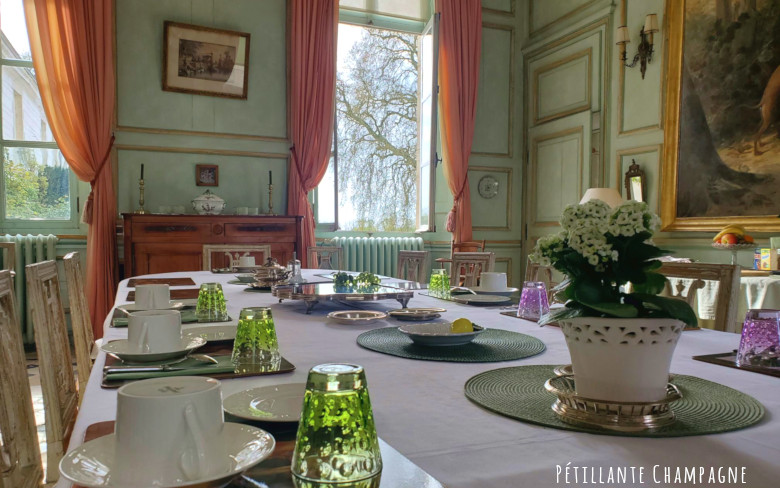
xmin=104 ymin=355 xmax=235 ymax=381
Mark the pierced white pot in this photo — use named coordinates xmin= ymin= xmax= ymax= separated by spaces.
xmin=558 ymin=317 xmax=684 ymax=403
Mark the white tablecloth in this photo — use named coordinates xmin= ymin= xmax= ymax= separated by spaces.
xmin=58 ymin=270 xmax=780 ymax=488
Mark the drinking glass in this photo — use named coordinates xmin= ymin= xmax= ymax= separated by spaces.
xmin=196 ymin=283 xmax=228 ymax=322
xmin=429 ymin=269 xmax=449 ymax=298
xmin=517 ymin=281 xmax=549 ymax=321
xmin=292 ymin=364 xmax=382 ymax=483
xmin=232 ymin=307 xmax=281 ymax=373
xmin=737 ymin=309 xmax=780 ymax=367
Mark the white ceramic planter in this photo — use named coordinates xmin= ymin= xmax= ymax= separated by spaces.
xmin=558 ymin=317 xmax=684 ymax=403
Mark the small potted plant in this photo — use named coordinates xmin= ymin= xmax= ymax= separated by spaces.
xmin=530 ymin=200 xmax=697 ymax=403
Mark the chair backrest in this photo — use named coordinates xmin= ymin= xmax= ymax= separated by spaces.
xmin=0 ymin=270 xmax=43 ymax=488
xmin=25 ymin=260 xmax=78 ymax=483
xmin=0 ymin=243 xmax=15 ymax=272
xmin=63 ymin=252 xmax=93 ymax=405
xmin=657 ymin=262 xmax=741 ymax=332
xmin=308 ymin=246 xmax=344 ymax=270
xmin=201 ymin=244 xmax=271 ymax=270
xmin=525 ymin=260 xmax=559 ymax=302
xmin=451 ymin=252 xmax=495 ymax=288
xmin=451 ymin=240 xmax=486 ymax=255
xmin=396 ymin=250 xmax=429 ymax=282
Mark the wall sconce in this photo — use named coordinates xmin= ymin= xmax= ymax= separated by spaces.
xmin=616 ymin=14 xmax=659 ymax=79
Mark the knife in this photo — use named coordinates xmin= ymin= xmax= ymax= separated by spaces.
xmin=104 ymin=364 xmax=193 ymax=374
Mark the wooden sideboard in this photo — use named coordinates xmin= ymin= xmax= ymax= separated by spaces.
xmin=122 ymin=214 xmax=304 ymax=278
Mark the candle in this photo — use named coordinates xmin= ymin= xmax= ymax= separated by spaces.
xmin=269 ymin=170 xmax=272 ymax=185
xmin=141 ymin=163 xmax=144 ymax=180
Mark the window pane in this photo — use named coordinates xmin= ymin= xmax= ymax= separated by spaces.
xmin=334 ymin=23 xmax=420 ymax=232
xmin=4 ymin=147 xmax=71 ymax=220
xmin=2 ymin=66 xmax=49 ymax=141
xmin=1 ymin=0 xmax=32 ymax=60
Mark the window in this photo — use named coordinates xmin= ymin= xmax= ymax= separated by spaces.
xmin=315 ymin=13 xmax=438 ymax=233
xmin=1 ymin=0 xmax=79 ymax=228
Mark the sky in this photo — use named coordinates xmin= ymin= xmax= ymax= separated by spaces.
xmin=1 ymin=0 xmax=32 ymax=58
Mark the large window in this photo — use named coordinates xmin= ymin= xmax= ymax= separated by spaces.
xmin=0 ymin=0 xmax=78 ymax=229
xmin=315 ymin=14 xmax=438 ymax=233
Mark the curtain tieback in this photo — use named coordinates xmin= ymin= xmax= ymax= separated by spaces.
xmin=83 ymin=135 xmax=116 ymax=225
xmin=446 ymin=178 xmax=469 ymax=233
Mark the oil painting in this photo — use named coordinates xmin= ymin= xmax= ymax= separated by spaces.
xmin=663 ymin=0 xmax=780 ymax=230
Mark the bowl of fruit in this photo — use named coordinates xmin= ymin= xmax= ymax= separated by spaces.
xmin=712 ymin=225 xmax=755 ymax=249
xmin=398 ymin=318 xmax=484 ymax=346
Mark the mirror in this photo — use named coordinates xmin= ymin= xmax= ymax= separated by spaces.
xmin=624 ymin=160 xmax=645 ymax=202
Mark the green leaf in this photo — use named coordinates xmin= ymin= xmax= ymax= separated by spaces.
xmin=582 ymin=301 xmax=639 ymax=318
xmin=632 ymin=293 xmax=698 ymax=327
xmin=632 ymin=271 xmax=667 ymax=295
xmin=538 ymin=305 xmax=584 ymax=326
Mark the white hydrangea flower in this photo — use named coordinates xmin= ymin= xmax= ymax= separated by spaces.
xmin=529 ymin=232 xmax=566 ymax=265
xmin=567 ymin=221 xmax=614 ymax=267
xmin=608 ymin=201 xmax=659 ymax=237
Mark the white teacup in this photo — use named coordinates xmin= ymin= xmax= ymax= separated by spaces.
xmin=236 ymin=207 xmax=249 ymax=215
xmin=128 ymin=310 xmax=182 ymax=353
xmin=480 ymin=272 xmax=508 ymax=291
xmin=134 ymin=284 xmax=170 ymax=310
xmin=238 ymin=256 xmax=255 ymax=268
xmin=114 ymin=377 xmax=228 ymax=485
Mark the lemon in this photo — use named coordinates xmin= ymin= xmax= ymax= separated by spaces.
xmin=451 ymin=318 xmax=473 ymax=333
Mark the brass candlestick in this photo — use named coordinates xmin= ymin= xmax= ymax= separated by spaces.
xmin=135 ymin=179 xmax=147 ymax=214
xmin=267 ymin=184 xmax=274 ymax=215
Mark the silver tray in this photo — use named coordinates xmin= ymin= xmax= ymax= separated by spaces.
xmin=272 ymin=283 xmax=413 ymax=313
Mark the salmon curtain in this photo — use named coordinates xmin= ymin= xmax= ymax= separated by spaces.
xmin=287 ymin=0 xmax=338 ymax=267
xmin=24 ymin=0 xmax=116 ymax=338
xmin=437 ymin=0 xmax=481 ymax=243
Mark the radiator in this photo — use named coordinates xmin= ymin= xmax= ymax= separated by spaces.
xmin=0 ymin=234 xmax=58 ymax=344
xmin=327 ymin=237 xmax=424 ymax=276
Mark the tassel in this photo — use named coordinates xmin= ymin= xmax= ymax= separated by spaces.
xmin=445 ymin=205 xmax=457 ymax=233
xmin=81 ymin=191 xmax=95 ymax=225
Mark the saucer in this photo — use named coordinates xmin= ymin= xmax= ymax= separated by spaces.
xmin=452 ymin=294 xmax=511 ymax=305
xmin=235 ymin=274 xmax=257 ymax=283
xmin=234 ymin=265 xmax=262 ymax=273
xmin=468 ymin=286 xmax=519 ymax=297
xmin=58 ymin=423 xmax=275 ymax=488
xmin=388 ymin=307 xmax=446 ymax=321
xmin=223 ymin=383 xmax=306 ymax=422
xmin=327 ymin=310 xmax=388 ymax=325
xmin=101 ymin=336 xmax=206 ymax=363
xmin=184 ymin=325 xmax=236 ymax=342
xmin=117 ymin=301 xmax=186 ymax=313
xmin=399 ymin=322 xmax=485 ymax=346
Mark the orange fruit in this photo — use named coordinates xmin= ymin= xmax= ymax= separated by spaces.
xmin=744 ymin=235 xmax=754 ymax=243
xmin=721 ymin=234 xmax=738 ymax=245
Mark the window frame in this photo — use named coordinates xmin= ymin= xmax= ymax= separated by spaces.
xmin=0 ymin=36 xmax=84 ymax=233
xmin=313 ymin=10 xmax=438 ymax=235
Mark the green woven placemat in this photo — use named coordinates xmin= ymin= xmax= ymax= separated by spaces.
xmin=356 ymin=327 xmax=546 ymax=362
xmin=464 ymin=365 xmax=765 ymax=437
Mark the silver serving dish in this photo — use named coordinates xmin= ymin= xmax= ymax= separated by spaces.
xmin=272 ymin=283 xmax=413 ymax=314
xmin=544 ymin=375 xmax=682 ymax=432
xmin=327 ymin=310 xmax=388 ymax=325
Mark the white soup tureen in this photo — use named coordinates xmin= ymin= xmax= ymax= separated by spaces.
xmin=191 ymin=190 xmax=226 ymax=215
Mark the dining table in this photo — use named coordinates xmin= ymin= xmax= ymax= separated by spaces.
xmin=57 ymin=269 xmax=780 ymax=488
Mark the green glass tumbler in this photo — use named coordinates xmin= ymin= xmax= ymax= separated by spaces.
xmin=231 ymin=307 xmax=281 ymax=373
xmin=292 ymin=364 xmax=382 ymax=483
xmin=196 ymin=282 xmax=228 ymax=322
xmin=429 ymin=269 xmax=449 ymax=298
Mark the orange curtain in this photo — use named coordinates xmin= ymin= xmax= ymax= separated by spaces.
xmin=437 ymin=0 xmax=481 ymax=243
xmin=287 ymin=0 xmax=338 ymax=267
xmin=24 ymin=0 xmax=116 ymax=338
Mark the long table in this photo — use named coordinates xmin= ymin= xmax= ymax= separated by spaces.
xmin=58 ymin=270 xmax=780 ymax=487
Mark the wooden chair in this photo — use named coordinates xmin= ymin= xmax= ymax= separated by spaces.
xmin=25 ymin=260 xmax=78 ymax=483
xmin=435 ymin=239 xmax=486 ymax=269
xmin=525 ymin=259 xmax=559 ymax=302
xmin=308 ymin=246 xmax=344 ymax=270
xmin=657 ymin=262 xmax=741 ymax=332
xmin=0 ymin=242 xmax=15 ymax=271
xmin=396 ymin=250 xmax=429 ymax=282
xmin=63 ymin=252 xmax=96 ymax=405
xmin=451 ymin=252 xmax=495 ymax=287
xmin=0 ymin=270 xmax=43 ymax=488
xmin=201 ymin=244 xmax=271 ymax=270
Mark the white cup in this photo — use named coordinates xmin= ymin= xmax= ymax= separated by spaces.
xmin=114 ymin=377 xmax=228 ymax=485
xmin=236 ymin=207 xmax=249 ymax=215
xmin=480 ymin=272 xmax=508 ymax=291
xmin=134 ymin=284 xmax=171 ymax=310
xmin=158 ymin=205 xmax=172 ymax=214
xmin=238 ymin=256 xmax=255 ymax=268
xmin=128 ymin=310 xmax=182 ymax=353
xmin=248 ymin=207 xmax=259 ymax=215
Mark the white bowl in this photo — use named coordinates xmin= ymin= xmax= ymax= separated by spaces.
xmin=235 ymin=274 xmax=257 ymax=283
xmin=398 ymin=322 xmax=485 ymax=346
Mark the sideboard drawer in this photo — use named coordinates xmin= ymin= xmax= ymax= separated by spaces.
xmin=131 ymin=222 xmax=212 ymax=241
xmin=224 ymin=222 xmax=297 ymax=240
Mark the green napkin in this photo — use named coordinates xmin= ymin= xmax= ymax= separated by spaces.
xmin=111 ymin=309 xmax=199 ymax=328
xmin=104 ymin=355 xmax=235 ymax=381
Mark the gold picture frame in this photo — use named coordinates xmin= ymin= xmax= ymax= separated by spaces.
xmin=661 ymin=0 xmax=780 ymax=231
xmin=163 ymin=21 xmax=250 ymax=99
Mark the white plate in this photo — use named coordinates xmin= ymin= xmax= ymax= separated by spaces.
xmin=58 ymin=423 xmax=275 ymax=488
xmin=399 ymin=322 xmax=485 ymax=346
xmin=387 ymin=308 xmax=446 ymax=321
xmin=184 ymin=326 xmax=236 ymax=342
xmin=101 ymin=337 xmax=206 ymax=363
xmin=223 ymin=383 xmax=306 ymax=422
xmin=468 ymin=286 xmax=520 ymax=297
xmin=117 ymin=301 xmax=186 ymax=312
xmin=327 ymin=310 xmax=388 ymax=325
xmin=234 ymin=274 xmax=257 ymax=283
xmin=234 ymin=265 xmax=263 ymax=273
xmin=451 ymin=294 xmax=511 ymax=305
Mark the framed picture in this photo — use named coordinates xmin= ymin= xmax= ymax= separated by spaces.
xmin=662 ymin=0 xmax=780 ymax=231
xmin=196 ymin=164 xmax=219 ymax=186
xmin=163 ymin=21 xmax=250 ymax=99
